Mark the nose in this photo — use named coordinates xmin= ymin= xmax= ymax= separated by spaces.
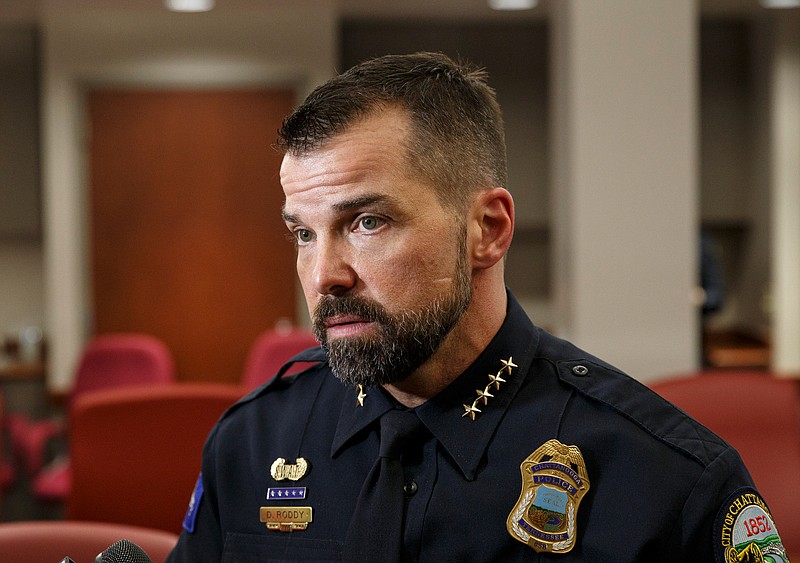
xmin=310 ymin=237 xmax=357 ymax=297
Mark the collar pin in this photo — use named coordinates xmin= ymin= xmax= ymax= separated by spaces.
xmin=462 ymin=356 xmax=516 ymax=421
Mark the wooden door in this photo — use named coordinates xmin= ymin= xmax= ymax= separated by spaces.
xmin=89 ymin=89 xmax=297 ymax=383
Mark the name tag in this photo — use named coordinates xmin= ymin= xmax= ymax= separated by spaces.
xmin=260 ymin=506 xmax=313 ymax=532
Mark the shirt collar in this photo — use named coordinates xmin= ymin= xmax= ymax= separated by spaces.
xmin=331 ymin=380 xmax=396 ymax=458
xmin=331 ymin=291 xmax=538 ymax=481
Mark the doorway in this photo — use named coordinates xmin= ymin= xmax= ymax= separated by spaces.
xmin=88 ymin=89 xmax=297 ymax=383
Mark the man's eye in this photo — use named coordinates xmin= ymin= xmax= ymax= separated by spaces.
xmin=358 ymin=216 xmax=382 ymax=231
xmin=295 ymin=229 xmax=313 ymax=243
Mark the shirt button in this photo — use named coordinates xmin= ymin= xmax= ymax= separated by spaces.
xmin=572 ymin=365 xmax=589 ymax=376
xmin=403 ymin=480 xmax=418 ymax=497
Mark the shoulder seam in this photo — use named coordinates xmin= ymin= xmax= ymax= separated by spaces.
xmin=549 ymin=357 xmax=728 ymax=469
xmin=220 ymin=350 xmax=328 ymax=421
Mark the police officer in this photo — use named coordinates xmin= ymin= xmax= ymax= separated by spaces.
xmin=167 ymin=52 xmax=788 ymax=562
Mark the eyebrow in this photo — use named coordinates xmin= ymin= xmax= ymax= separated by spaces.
xmin=282 ymin=193 xmax=398 ymax=224
xmin=281 ymin=208 xmax=299 ymax=224
xmin=332 ymin=193 xmax=395 ymax=213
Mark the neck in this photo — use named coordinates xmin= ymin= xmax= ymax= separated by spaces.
xmin=383 ymin=281 xmax=508 ymax=408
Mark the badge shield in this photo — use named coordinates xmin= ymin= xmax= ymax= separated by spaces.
xmin=507 ymin=439 xmax=590 ymax=554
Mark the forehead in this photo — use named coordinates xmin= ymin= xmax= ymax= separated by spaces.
xmin=281 ymin=109 xmax=409 ymax=186
xmin=280 ymin=109 xmax=441 ymax=214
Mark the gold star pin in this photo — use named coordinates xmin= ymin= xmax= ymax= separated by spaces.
xmin=476 ymin=388 xmax=494 ymax=405
xmin=500 ymin=357 xmax=518 ymax=374
xmin=356 ymin=385 xmax=367 ymax=407
xmin=462 ymin=403 xmax=482 ymax=421
xmin=488 ymin=372 xmax=507 ymax=390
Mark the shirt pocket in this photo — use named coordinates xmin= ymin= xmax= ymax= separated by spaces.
xmin=221 ymin=532 xmax=342 ymax=562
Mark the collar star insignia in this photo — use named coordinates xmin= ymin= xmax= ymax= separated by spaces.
xmin=475 ymin=388 xmax=495 ymax=405
xmin=462 ymin=356 xmax=518 ymax=422
xmin=500 ymin=357 xmax=518 ymax=374
xmin=488 ymin=372 xmax=507 ymax=390
xmin=462 ymin=403 xmax=482 ymax=421
xmin=356 ymin=384 xmax=367 ymax=407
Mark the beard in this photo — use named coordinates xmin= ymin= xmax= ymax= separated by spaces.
xmin=312 ymin=235 xmax=472 ymax=388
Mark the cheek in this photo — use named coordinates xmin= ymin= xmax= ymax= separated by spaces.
xmin=407 ymin=227 xmax=462 ymax=278
xmin=357 ymin=238 xmax=456 ymax=296
xmin=301 ymin=287 xmax=322 ymax=322
xmin=294 ymin=256 xmax=317 ymax=304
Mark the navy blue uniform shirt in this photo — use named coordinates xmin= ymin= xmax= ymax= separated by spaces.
xmin=167 ymin=293 xmax=786 ymax=562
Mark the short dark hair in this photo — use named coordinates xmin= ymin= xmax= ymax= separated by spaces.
xmin=277 ymin=52 xmax=507 ymax=211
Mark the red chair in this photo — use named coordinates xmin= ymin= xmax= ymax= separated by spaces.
xmin=0 ymin=391 xmax=13 ymax=512
xmin=0 ymin=520 xmax=178 ymax=563
xmin=67 ymin=383 xmax=244 ymax=534
xmin=7 ymin=333 xmax=176 ymax=502
xmin=651 ymin=370 xmax=800 ymax=557
xmin=241 ymin=328 xmax=318 ymax=390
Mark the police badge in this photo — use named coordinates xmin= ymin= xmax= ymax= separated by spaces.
xmin=507 ymin=439 xmax=590 ymax=554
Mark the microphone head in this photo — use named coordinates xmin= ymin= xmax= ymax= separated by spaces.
xmin=95 ymin=539 xmax=153 ymax=563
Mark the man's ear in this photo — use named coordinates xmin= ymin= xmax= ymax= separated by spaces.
xmin=468 ymin=187 xmax=514 ymax=270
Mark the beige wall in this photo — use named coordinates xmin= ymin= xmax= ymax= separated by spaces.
xmin=551 ymin=0 xmax=698 ymax=380
xmin=771 ymin=12 xmax=800 ymax=374
xmin=0 ymin=242 xmax=44 ymax=334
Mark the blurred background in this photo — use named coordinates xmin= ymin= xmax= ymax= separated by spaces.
xmin=0 ymin=0 xmax=798 ymax=529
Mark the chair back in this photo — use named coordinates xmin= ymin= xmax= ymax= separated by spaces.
xmin=67 ymin=383 xmax=244 ymax=534
xmin=241 ymin=328 xmax=319 ymax=390
xmin=70 ymin=333 xmax=176 ymax=407
xmin=0 ymin=391 xmax=8 ymax=510
xmin=0 ymin=520 xmax=178 ymax=563
xmin=5 ymin=333 xmax=175 ymax=497
xmin=652 ymin=371 xmax=800 ymax=555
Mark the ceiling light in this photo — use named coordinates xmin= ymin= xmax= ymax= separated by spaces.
xmin=489 ymin=0 xmax=538 ymax=10
xmin=165 ymin=0 xmax=215 ymax=12
xmin=760 ymin=0 xmax=800 ymax=7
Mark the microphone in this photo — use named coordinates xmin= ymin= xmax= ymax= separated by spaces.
xmin=94 ymin=539 xmax=153 ymax=563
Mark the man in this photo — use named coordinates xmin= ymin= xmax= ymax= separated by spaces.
xmin=168 ymin=52 xmax=787 ymax=562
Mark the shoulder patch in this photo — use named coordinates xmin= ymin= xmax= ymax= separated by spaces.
xmin=182 ymin=472 xmax=204 ymax=534
xmin=714 ymin=487 xmax=788 ymax=562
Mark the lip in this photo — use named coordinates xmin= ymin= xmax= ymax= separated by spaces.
xmin=324 ymin=314 xmax=375 ymax=338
